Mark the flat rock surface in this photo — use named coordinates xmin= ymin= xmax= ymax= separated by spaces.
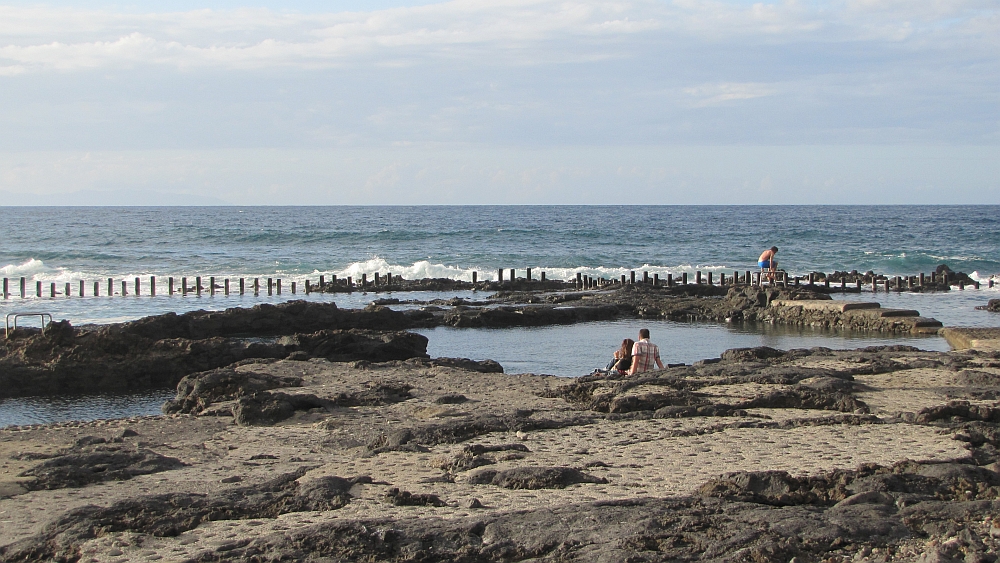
xmin=942 ymin=327 xmax=1000 ymax=351
xmin=3 ymin=346 xmax=1000 ymax=562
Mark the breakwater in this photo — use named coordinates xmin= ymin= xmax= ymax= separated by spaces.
xmin=1 ymin=264 xmax=993 ymax=301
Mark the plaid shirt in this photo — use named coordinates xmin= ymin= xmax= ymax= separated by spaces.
xmin=630 ymin=339 xmax=661 ymax=373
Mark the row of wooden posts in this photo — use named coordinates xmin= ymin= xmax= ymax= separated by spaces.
xmin=0 ymin=269 xmax=993 ymax=299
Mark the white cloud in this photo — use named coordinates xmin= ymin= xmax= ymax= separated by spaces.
xmin=1 ymin=0 xmax=996 ymax=74
xmin=683 ymin=82 xmax=778 ymax=106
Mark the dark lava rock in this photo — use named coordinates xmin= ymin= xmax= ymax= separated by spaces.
xmin=917 ymin=401 xmax=1000 ymax=423
xmin=370 ymin=413 xmax=593 ymax=452
xmin=976 ymin=299 xmax=1000 ymax=312
xmin=0 ymin=319 xmax=428 ymax=399
xmin=232 ymin=391 xmax=331 ymax=426
xmin=739 ymin=388 xmax=869 ymax=413
xmin=291 ymin=329 xmax=429 ymax=363
xmin=436 ymin=443 xmax=531 ymax=473
xmin=385 ymin=487 xmax=447 ymax=507
xmin=163 ymin=366 xmax=302 ymax=415
xmin=721 ymin=346 xmax=787 ymax=362
xmin=466 ymin=467 xmax=607 ymax=489
xmin=434 ymin=393 xmax=469 ymax=404
xmin=0 ymin=469 xmax=365 ymax=563
xmin=19 ymin=443 xmax=185 ymax=490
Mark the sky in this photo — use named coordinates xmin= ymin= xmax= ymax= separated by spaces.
xmin=0 ymin=0 xmax=998 ymax=205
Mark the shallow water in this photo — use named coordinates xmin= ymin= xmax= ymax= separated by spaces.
xmin=415 ymin=319 xmax=949 ymax=378
xmin=0 ymin=389 xmax=176 ymax=429
xmin=3 ymin=285 xmax=994 ymax=428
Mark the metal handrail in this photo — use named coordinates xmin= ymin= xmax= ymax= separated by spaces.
xmin=5 ymin=312 xmax=53 ymax=338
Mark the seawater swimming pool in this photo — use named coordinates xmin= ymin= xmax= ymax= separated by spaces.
xmin=0 ymin=315 xmax=953 ymax=428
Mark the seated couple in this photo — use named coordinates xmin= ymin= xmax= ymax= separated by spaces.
xmin=605 ymin=328 xmax=665 ymax=376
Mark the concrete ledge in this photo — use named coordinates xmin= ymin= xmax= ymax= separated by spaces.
xmin=940 ymin=328 xmax=1000 ymax=351
xmin=877 ymin=309 xmax=921 ymax=318
xmin=771 ymin=300 xmax=880 ymax=312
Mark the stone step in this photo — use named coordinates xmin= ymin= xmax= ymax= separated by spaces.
xmin=770 ymin=300 xmax=880 ymax=312
xmin=876 ymin=309 xmax=921 ymax=318
xmin=940 ymin=327 xmax=1000 ymax=350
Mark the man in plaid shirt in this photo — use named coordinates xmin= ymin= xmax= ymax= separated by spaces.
xmin=628 ymin=328 xmax=664 ymax=375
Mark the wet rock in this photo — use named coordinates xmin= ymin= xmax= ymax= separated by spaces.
xmin=291 ymin=329 xmax=429 ymax=362
xmin=466 ymin=466 xmax=607 ymax=489
xmin=369 ymin=413 xmax=594 ymax=452
xmin=976 ymin=299 xmax=1000 ymax=313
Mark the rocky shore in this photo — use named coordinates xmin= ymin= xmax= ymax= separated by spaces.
xmin=0 ymin=284 xmax=944 ymax=398
xmin=3 ymin=343 xmax=1000 ymax=562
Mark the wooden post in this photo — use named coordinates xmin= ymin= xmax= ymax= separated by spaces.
xmin=695 ymin=271 xmax=701 ymax=285
xmin=621 ymin=274 xmax=626 ymax=285
xmin=2 ymin=278 xmax=7 ymax=299
xmin=682 ymin=272 xmax=688 ymax=285
xmin=498 ymin=269 xmax=504 ymax=282
xmin=150 ymin=277 xmax=155 ymax=297
xmin=825 ymin=278 xmax=830 ymax=289
xmin=510 ymin=269 xmax=515 ymax=281
xmin=169 ymin=277 xmax=174 ymax=296
xmin=630 ymin=271 xmax=635 ymax=284
xmin=319 ymin=275 xmax=325 ymax=289
xmin=20 ymin=277 xmax=25 ymax=298
xmin=346 ymin=276 xmax=352 ymax=289
xmin=856 ymin=279 xmax=862 ymax=291
xmin=577 ymin=272 xmax=583 ymax=287
xmin=919 ymin=273 xmax=925 ymax=286
xmin=745 ymin=271 xmax=751 ymax=286
xmin=268 ymin=278 xmax=273 ymax=296
xmin=291 ymin=281 xmax=296 ymax=294
xmin=208 ymin=276 xmax=214 ymax=296
xmin=94 ymin=281 xmax=100 ymax=297
xmin=526 ymin=268 xmax=532 ymax=281
xmin=841 ymin=279 xmax=846 ymax=291
xmin=50 ymin=282 xmax=56 ymax=297
xmin=374 ymin=273 xmax=380 ymax=286
xmin=196 ymin=277 xmax=202 ymax=297
xmin=990 ymin=279 xmax=995 ymax=288
xmin=643 ymin=271 xmax=649 ymax=284
xmin=360 ymin=274 xmax=366 ymax=288
xmin=277 ymin=279 xmax=282 ymax=295
xmin=108 ymin=278 xmax=113 ymax=296
xmin=77 ymin=279 xmax=83 ymax=296
xmin=541 ymin=272 xmax=546 ymax=281
xmin=225 ymin=279 xmax=230 ymax=295
xmin=134 ymin=277 xmax=140 ymax=296
xmin=182 ymin=277 xmax=188 ymax=295
xmin=331 ymin=275 xmax=337 ymax=286
xmin=472 ymin=271 xmax=478 ymax=284
xmin=36 ymin=281 xmax=42 ymax=297
xmin=254 ymin=278 xmax=259 ymax=295
xmin=305 ymin=280 xmax=311 ymax=294
xmin=240 ymin=278 xmax=245 ymax=295
xmin=653 ymin=273 xmax=659 ymax=286
xmin=121 ymin=280 xmax=127 ymax=296
xmin=720 ymin=273 xmax=725 ymax=286
xmin=667 ymin=273 xmax=673 ymax=286
xmin=65 ymin=282 xmax=71 ymax=297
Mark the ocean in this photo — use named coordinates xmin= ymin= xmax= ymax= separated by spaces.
xmin=1 ymin=205 xmax=998 ymax=426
